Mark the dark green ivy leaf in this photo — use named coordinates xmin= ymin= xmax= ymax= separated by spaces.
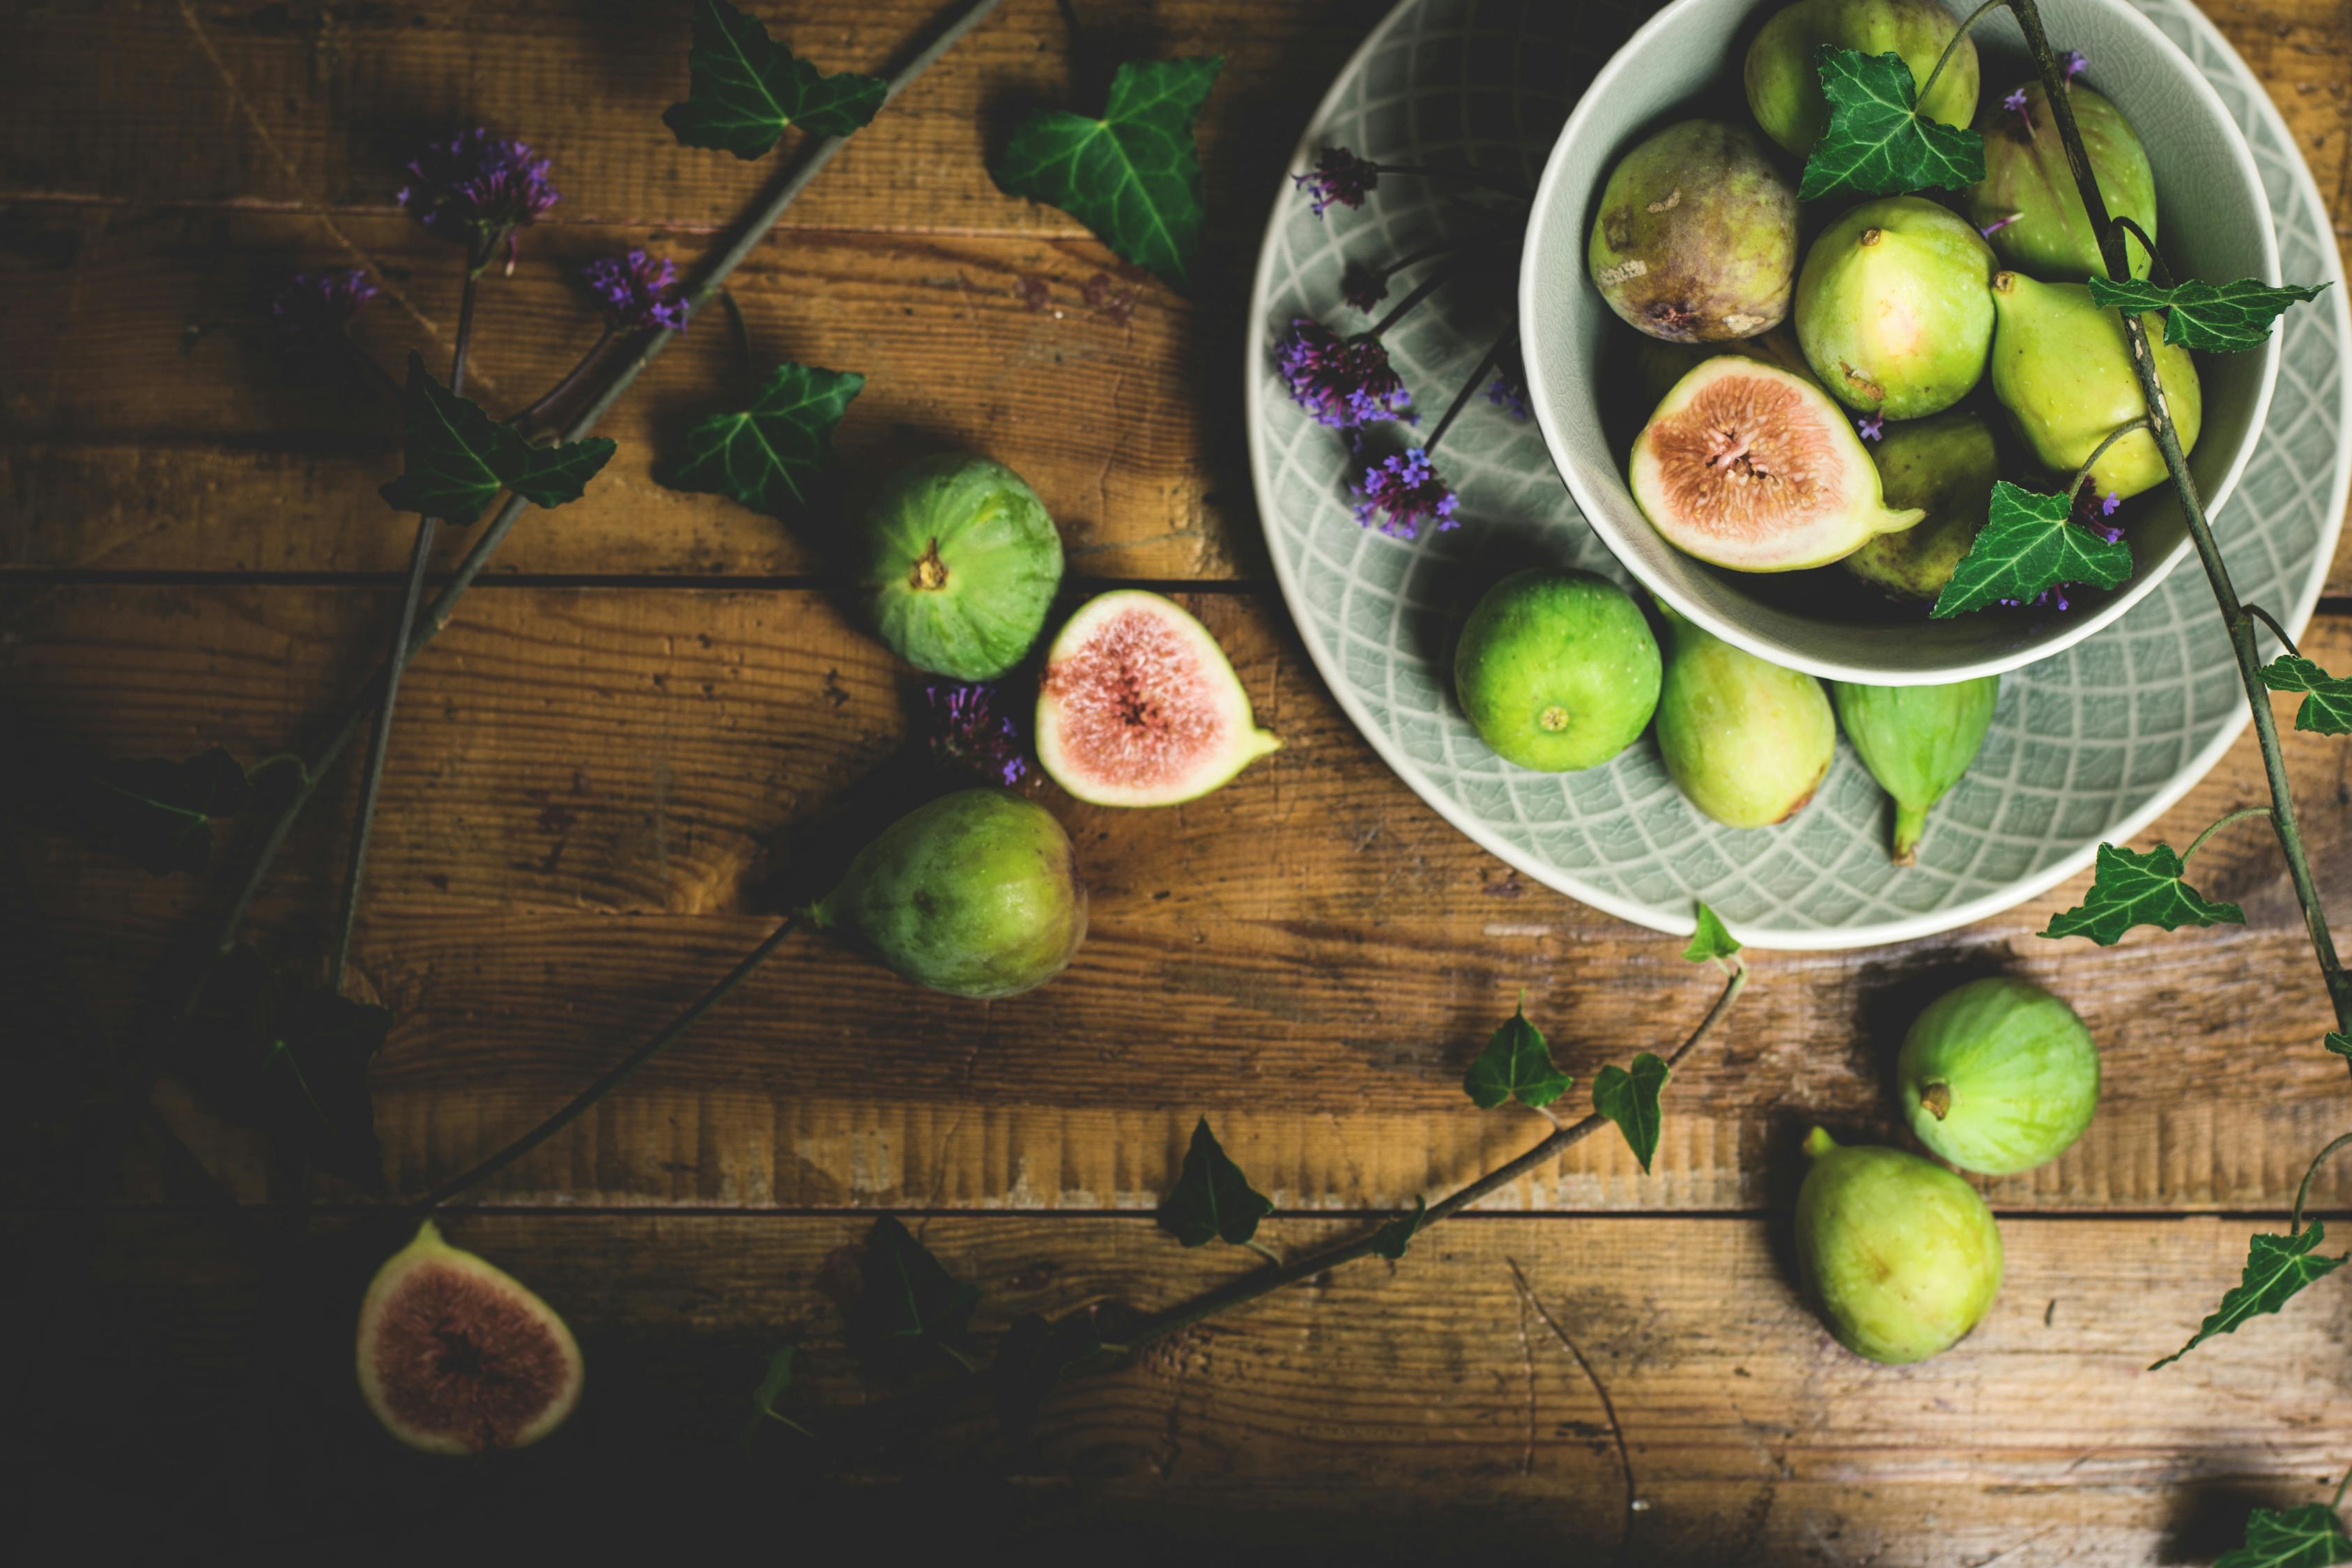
xmin=1931 ymin=481 xmax=2133 ymax=620
xmin=2041 ymin=841 xmax=2245 ymax=946
xmin=1463 ymin=1004 xmax=1574 ymax=1111
xmin=2 ymin=734 xmax=264 ymax=877
xmin=1368 ymin=1196 xmax=1427 ymax=1261
xmin=845 ymin=1215 xmax=981 ymax=1378
xmin=1158 ymin=1116 xmax=1273 ymax=1247
xmin=991 ymin=1311 xmax=1102 ymax=1437
xmin=993 ymin=58 xmax=1223 ymax=293
xmin=654 ymin=360 xmax=865 ymax=520
xmin=2327 ymin=1033 xmax=2352 ymax=1060
xmin=2150 ymin=1222 xmax=2345 ymax=1369
xmin=1591 ymin=1052 xmax=1672 ymax=1174
xmin=662 ymin=0 xmax=887 ymax=160
xmin=2217 ymin=1503 xmax=2352 ymax=1568
xmin=2259 ymin=655 xmax=2352 ymax=735
xmin=741 ymin=1345 xmax=804 ymax=1448
xmin=379 ymin=352 xmax=617 ymax=524
xmin=1684 ymin=901 xmax=1742 ymax=965
xmin=1798 ymin=47 xmax=1985 ymax=201
xmin=2087 ymin=277 xmax=2332 ymax=354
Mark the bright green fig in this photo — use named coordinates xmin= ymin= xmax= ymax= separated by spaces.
xmin=1744 ymin=0 xmax=1979 ymax=157
xmin=855 ymin=453 xmax=1064 ymax=682
xmin=1831 ymin=675 xmax=1999 ymax=863
xmin=1794 ymin=1128 xmax=2004 ymax=1365
xmin=1961 ymin=83 xmax=2157 ymax=280
xmin=1631 ymin=357 xmax=1923 ymax=572
xmin=1896 ymin=977 xmax=2100 ymax=1176
xmin=1631 ymin=325 xmax=1816 ymax=406
xmin=810 ymin=789 xmax=1086 ymax=997
xmin=1453 ymin=569 xmax=1662 ymax=772
xmin=1588 ymin=119 xmax=1797 ymax=344
xmin=1988 ymin=272 xmax=2201 ymax=501
xmin=1654 ymin=611 xmax=1836 ymax=828
xmin=1794 ymin=197 xmax=1997 ymax=420
xmin=1843 ymin=410 xmax=2001 ymax=601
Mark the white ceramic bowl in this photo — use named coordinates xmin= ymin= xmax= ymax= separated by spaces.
xmin=1519 ymin=0 xmax=2282 ymax=684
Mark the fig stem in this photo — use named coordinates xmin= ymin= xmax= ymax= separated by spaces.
xmin=1891 ymin=801 xmax=1930 ymax=865
xmin=2244 ymin=603 xmax=2300 ymax=660
xmin=2181 ymin=805 xmax=2275 ymax=866
xmin=1916 ymin=0 xmax=2008 ymax=112
xmin=2289 ymin=1132 xmax=2352 ymax=1238
xmin=1920 ymin=1082 xmax=1952 ymax=1121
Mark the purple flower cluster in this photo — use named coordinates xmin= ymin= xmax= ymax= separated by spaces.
xmin=2061 ymin=49 xmax=2089 ymax=79
xmin=2002 ymin=86 xmax=2033 ymax=132
xmin=1485 ymin=367 xmax=1530 ymax=421
xmin=1353 ymin=447 xmax=1458 ymax=539
xmin=1293 ymin=146 xmax=1378 ymax=218
xmin=1277 ymin=318 xmax=1412 ymax=430
xmin=1855 ymin=413 xmax=1884 ymax=443
xmin=925 ymin=682 xmax=1027 ymax=786
xmin=270 ymin=268 xmax=378 ymax=340
xmin=398 ymin=128 xmax=559 ymax=263
xmin=581 ymin=249 xmax=689 ymax=333
xmin=1342 ymin=260 xmax=1390 ymax=314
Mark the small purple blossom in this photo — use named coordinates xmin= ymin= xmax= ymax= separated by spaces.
xmin=2003 ymin=86 xmax=2033 ymax=132
xmin=1485 ymin=367 xmax=1530 ymax=421
xmin=270 ymin=268 xmax=378 ymax=339
xmin=1856 ymin=413 xmax=1884 ymax=443
xmin=1978 ymin=211 xmax=2021 ymax=238
xmin=1352 ymin=447 xmax=1458 ymax=539
xmin=2100 ymin=490 xmax=2121 ymax=516
xmin=398 ymin=128 xmax=559 ymax=265
xmin=925 ymin=682 xmax=1027 ymax=786
xmin=1293 ymin=146 xmax=1378 ymax=218
xmin=1342 ymin=260 xmax=1390 ymax=313
xmin=2061 ymin=49 xmax=2089 ymax=79
xmin=581 ymin=248 xmax=689 ymax=333
xmin=1277 ymin=318 xmax=1412 ymax=429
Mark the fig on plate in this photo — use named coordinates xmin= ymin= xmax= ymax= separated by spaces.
xmin=1961 ymin=82 xmax=2156 ymax=280
xmin=1896 ymin=976 xmax=2100 ymax=1175
xmin=1035 ymin=590 xmax=1280 ymax=806
xmin=1452 ymin=568 xmax=1661 ymax=772
xmin=1988 ymin=272 xmax=2201 ymax=501
xmin=1794 ymin=196 xmax=1997 ymax=420
xmin=1654 ymin=610 xmax=1836 ymax=828
xmin=855 ymin=452 xmax=1064 ymax=682
xmin=811 ymin=788 xmax=1087 ymax=998
xmin=1830 ymin=675 xmax=1999 ymax=863
xmin=1794 ymin=1127 xmax=2004 ymax=1364
xmin=356 ymin=1220 xmax=583 ymax=1454
xmin=1587 ymin=119 xmax=1798 ymax=344
xmin=1629 ymin=357 xmax=1924 ymax=572
xmin=1843 ymin=410 xmax=2001 ymax=601
xmin=1744 ymin=0 xmax=1980 ymax=157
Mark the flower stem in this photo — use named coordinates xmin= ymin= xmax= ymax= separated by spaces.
xmin=1423 ymin=325 xmax=1515 ymax=456
xmin=1371 ymin=162 xmax=1528 ymax=199
xmin=1361 ymin=257 xmax=1462 ymax=339
xmin=2181 ymin=804 xmax=2274 ymax=866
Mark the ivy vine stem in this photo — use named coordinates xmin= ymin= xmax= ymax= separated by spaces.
xmin=2181 ymin=804 xmax=2275 ymax=866
xmin=2289 ymin=1130 xmax=2352 ymax=1237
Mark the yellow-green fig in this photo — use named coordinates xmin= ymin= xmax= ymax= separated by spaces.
xmin=1988 ymin=272 xmax=2201 ymax=501
xmin=1961 ymin=82 xmax=2157 ymax=280
xmin=1745 ymin=0 xmax=1980 ymax=157
xmin=1654 ymin=612 xmax=1836 ymax=828
xmin=1794 ymin=1128 xmax=2004 ymax=1364
xmin=1831 ymin=675 xmax=1999 ymax=863
xmin=1844 ymin=410 xmax=2001 ymax=601
xmin=1794 ymin=197 xmax=1997 ymax=419
xmin=1453 ymin=569 xmax=1662 ymax=772
xmin=1896 ymin=977 xmax=2100 ymax=1176
xmin=1631 ymin=325 xmax=1815 ymax=406
xmin=1588 ymin=119 xmax=1797 ymax=344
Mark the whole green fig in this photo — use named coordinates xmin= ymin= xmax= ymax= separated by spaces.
xmin=1745 ymin=0 xmax=1979 ymax=157
xmin=1961 ymin=83 xmax=2156 ymax=280
xmin=855 ymin=453 xmax=1064 ymax=682
xmin=1794 ymin=1128 xmax=2004 ymax=1364
xmin=1830 ymin=675 xmax=1999 ymax=863
xmin=1843 ymin=411 xmax=2001 ymax=601
xmin=1453 ymin=569 xmax=1662 ymax=772
xmin=810 ymin=789 xmax=1086 ymax=998
xmin=1588 ymin=120 xmax=1797 ymax=344
xmin=1896 ymin=977 xmax=2100 ymax=1176
xmin=1988 ymin=272 xmax=2201 ymax=501
xmin=1794 ymin=197 xmax=1997 ymax=420
xmin=1654 ymin=611 xmax=1836 ymax=828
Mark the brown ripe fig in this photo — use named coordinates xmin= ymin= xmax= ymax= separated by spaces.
xmin=1587 ymin=120 xmax=1798 ymax=344
xmin=356 ymin=1220 xmax=584 ymax=1455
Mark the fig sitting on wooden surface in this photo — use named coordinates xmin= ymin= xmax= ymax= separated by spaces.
xmin=1896 ymin=976 xmax=2101 ymax=1175
xmin=855 ymin=452 xmax=1065 ymax=682
xmin=1830 ymin=675 xmax=1999 ymax=863
xmin=1794 ymin=1127 xmax=2004 ymax=1365
xmin=1587 ymin=119 xmax=1797 ymax=344
xmin=1654 ymin=610 xmax=1836 ymax=829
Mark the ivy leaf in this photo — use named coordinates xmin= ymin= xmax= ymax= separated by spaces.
xmin=1368 ymin=1197 xmax=1428 ymax=1261
xmin=1158 ymin=1117 xmax=1274 ymax=1247
xmin=2087 ymin=277 xmax=2332 ymax=354
xmin=2041 ymin=841 xmax=2245 ymax=946
xmin=1463 ymin=1004 xmax=1573 ymax=1111
xmin=2149 ymin=1223 xmax=2346 ymax=1369
xmin=2327 ymin=1033 xmax=2352 ymax=1060
xmin=379 ymin=351 xmax=617 ymax=524
xmin=1684 ymin=901 xmax=1742 ymax=965
xmin=2 ymin=736 xmax=261 ymax=877
xmin=741 ymin=1345 xmax=806 ymax=1448
xmin=2218 ymin=1504 xmax=2352 ymax=1568
xmin=1591 ymin=1053 xmax=1672 ymax=1174
xmin=844 ymin=1215 xmax=981 ymax=1378
xmin=655 ymin=361 xmax=865 ymax=520
xmin=2259 ymin=655 xmax=2352 ymax=736
xmin=991 ymin=1312 xmax=1101 ymax=1437
xmin=1798 ymin=47 xmax=1985 ymax=201
xmin=1930 ymin=481 xmax=2133 ymax=620
xmin=662 ymin=0 xmax=887 ymax=159
xmin=992 ymin=58 xmax=1222 ymax=293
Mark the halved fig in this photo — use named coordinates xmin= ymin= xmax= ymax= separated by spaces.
xmin=1629 ymin=357 xmax=1924 ymax=572
xmin=1035 ymin=590 xmax=1280 ymax=808
xmin=355 ymin=1220 xmax=583 ymax=1455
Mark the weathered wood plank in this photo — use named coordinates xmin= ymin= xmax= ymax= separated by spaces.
xmin=7 ymin=583 xmax=2350 ymax=1211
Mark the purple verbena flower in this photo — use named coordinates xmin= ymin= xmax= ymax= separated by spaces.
xmin=925 ymin=682 xmax=1027 ymax=786
xmin=2100 ymin=490 xmax=2121 ymax=516
xmin=270 ymin=268 xmax=378 ymax=340
xmin=398 ymin=128 xmax=559 ymax=267
xmin=1276 ymin=318 xmax=1412 ymax=429
xmin=1293 ymin=146 xmax=1378 ymax=218
xmin=1856 ymin=413 xmax=1884 ymax=442
xmin=581 ymin=249 xmax=688 ymax=333
xmin=1352 ymin=447 xmax=1458 ymax=539
xmin=2003 ymin=86 xmax=2033 ymax=132
xmin=2061 ymin=49 xmax=2089 ymax=79
xmin=1485 ymin=367 xmax=1530 ymax=421
xmin=1978 ymin=211 xmax=2021 ymax=238
xmin=1342 ymin=261 xmax=1390 ymax=314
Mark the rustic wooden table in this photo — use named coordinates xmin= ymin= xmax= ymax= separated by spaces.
xmin=4 ymin=0 xmax=2351 ymax=1559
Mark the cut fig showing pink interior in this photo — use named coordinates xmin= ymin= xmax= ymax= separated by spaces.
xmin=1035 ymin=590 xmax=1281 ymax=808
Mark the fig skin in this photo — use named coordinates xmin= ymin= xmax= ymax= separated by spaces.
xmin=1794 ymin=1127 xmax=2004 ymax=1365
xmin=1988 ymin=272 xmax=2201 ymax=501
xmin=1632 ymin=325 xmax=1816 ymax=406
xmin=855 ymin=452 xmax=1064 ymax=682
xmin=1452 ymin=569 xmax=1662 ymax=772
xmin=1744 ymin=0 xmax=1980 ymax=157
xmin=1830 ymin=675 xmax=1999 ymax=863
xmin=1794 ymin=197 xmax=1997 ymax=420
xmin=1629 ymin=357 xmax=1923 ymax=573
xmin=810 ymin=788 xmax=1087 ymax=998
xmin=1961 ymin=83 xmax=2156 ymax=281
xmin=1896 ymin=977 xmax=2100 ymax=1176
xmin=1588 ymin=119 xmax=1797 ymax=344
xmin=1654 ymin=611 xmax=1836 ymax=829
xmin=1843 ymin=410 xmax=2000 ymax=601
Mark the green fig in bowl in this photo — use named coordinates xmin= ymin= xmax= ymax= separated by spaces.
xmin=1454 ymin=568 xmax=1662 ymax=772
xmin=1588 ymin=118 xmax=1797 ymax=343
xmin=1896 ymin=977 xmax=2100 ymax=1176
xmin=1831 ymin=675 xmax=1999 ymax=863
xmin=1988 ymin=272 xmax=2201 ymax=502
xmin=1961 ymin=82 xmax=2156 ymax=280
xmin=1794 ymin=1128 xmax=2004 ymax=1364
xmin=1744 ymin=0 xmax=1979 ymax=158
xmin=1794 ymin=196 xmax=1997 ymax=420
xmin=1843 ymin=410 xmax=2001 ymax=602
